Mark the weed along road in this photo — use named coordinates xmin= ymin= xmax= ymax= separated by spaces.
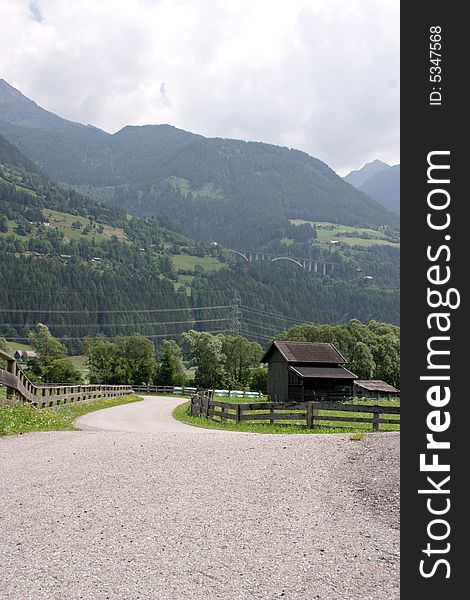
xmin=0 ymin=396 xmax=399 ymax=600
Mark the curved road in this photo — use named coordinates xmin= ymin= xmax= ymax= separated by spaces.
xmin=0 ymin=395 xmax=399 ymax=600
xmin=76 ymin=395 xmax=213 ymax=434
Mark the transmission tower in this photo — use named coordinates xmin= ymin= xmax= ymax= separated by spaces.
xmin=229 ymin=291 xmax=242 ymax=336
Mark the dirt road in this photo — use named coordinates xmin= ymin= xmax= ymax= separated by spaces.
xmin=0 ymin=396 xmax=399 ymax=599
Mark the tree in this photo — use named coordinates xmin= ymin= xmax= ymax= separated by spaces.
xmin=249 ymin=366 xmax=268 ymax=392
xmin=86 ymin=334 xmax=158 ymax=385
xmin=0 ymin=215 xmax=8 ymax=233
xmin=374 ymin=334 xmax=400 ymax=388
xmin=181 ymin=330 xmax=225 ymax=389
xmin=114 ymin=334 xmax=158 ymax=385
xmin=28 ymin=323 xmax=67 ymax=369
xmin=221 ymin=336 xmax=263 ymax=387
xmin=348 ymin=341 xmax=376 ymax=380
xmin=85 ymin=338 xmax=119 ymax=384
xmin=42 ymin=358 xmax=82 ymax=384
xmin=157 ymin=340 xmax=186 ymax=386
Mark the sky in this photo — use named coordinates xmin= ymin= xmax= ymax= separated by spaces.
xmin=0 ymin=0 xmax=399 ymax=175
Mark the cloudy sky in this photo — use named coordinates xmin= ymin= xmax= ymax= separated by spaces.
xmin=0 ymin=0 xmax=399 ymax=175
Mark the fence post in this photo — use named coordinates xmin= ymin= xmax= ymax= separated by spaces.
xmin=372 ymin=411 xmax=380 ymax=432
xmin=269 ymin=407 xmax=275 ymax=425
xmin=236 ymin=404 xmax=241 ymax=423
xmin=307 ymin=401 xmax=314 ymax=429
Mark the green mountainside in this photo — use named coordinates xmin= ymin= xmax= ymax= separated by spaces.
xmin=0 ymin=79 xmax=398 ymax=248
xmin=0 ymin=80 xmax=400 ymax=348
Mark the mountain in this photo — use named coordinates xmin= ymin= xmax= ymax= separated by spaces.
xmin=358 ymin=165 xmax=400 ymax=215
xmin=0 ymin=80 xmax=399 ymax=247
xmin=0 ymin=132 xmax=399 ymax=347
xmin=344 ymin=159 xmax=390 ymax=188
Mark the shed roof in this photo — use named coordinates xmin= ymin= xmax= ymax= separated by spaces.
xmin=354 ymin=380 xmax=399 ymax=393
xmin=288 ymin=365 xmax=357 ymax=380
xmin=261 ymin=341 xmax=347 ymax=364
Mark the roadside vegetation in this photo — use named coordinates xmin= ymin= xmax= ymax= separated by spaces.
xmin=173 ymin=397 xmax=400 ymax=435
xmin=0 ymin=395 xmax=141 ymax=436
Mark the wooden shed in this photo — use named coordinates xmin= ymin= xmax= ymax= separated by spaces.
xmin=13 ymin=350 xmax=38 ymax=364
xmin=261 ymin=341 xmax=357 ymax=402
xmin=353 ymin=380 xmax=400 ymax=399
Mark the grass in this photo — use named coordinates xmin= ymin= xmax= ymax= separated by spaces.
xmin=43 ymin=209 xmax=128 ymax=243
xmin=172 ymin=253 xmax=226 ymax=272
xmin=165 ymin=176 xmax=224 ymax=200
xmin=289 ymin=220 xmax=399 ymax=248
xmin=173 ymin=397 xmax=400 ymax=435
xmin=4 ymin=340 xmax=34 ymax=354
xmin=3 ymin=343 xmax=89 ymax=379
xmin=349 ymin=433 xmax=365 ymax=441
xmin=0 ymin=395 xmax=141 ymax=436
xmin=68 ymin=355 xmax=89 ymax=378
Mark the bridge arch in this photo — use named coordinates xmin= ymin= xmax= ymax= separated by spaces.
xmin=271 ymin=257 xmax=304 ymax=268
xmin=228 ymin=250 xmax=249 ymax=262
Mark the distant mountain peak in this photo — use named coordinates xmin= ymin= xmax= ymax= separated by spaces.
xmin=0 ymin=78 xmax=35 ymax=104
xmin=343 ymin=159 xmax=391 ymax=188
xmin=0 ymin=78 xmax=92 ymax=133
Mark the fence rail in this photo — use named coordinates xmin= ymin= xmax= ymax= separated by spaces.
xmin=133 ymin=385 xmax=263 ymax=398
xmin=0 ymin=350 xmax=133 ymax=408
xmin=191 ymin=392 xmax=400 ymax=432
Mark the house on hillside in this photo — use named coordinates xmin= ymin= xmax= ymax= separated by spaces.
xmin=353 ymin=380 xmax=399 ymax=399
xmin=261 ymin=341 xmax=357 ymax=402
xmin=13 ymin=350 xmax=38 ymax=364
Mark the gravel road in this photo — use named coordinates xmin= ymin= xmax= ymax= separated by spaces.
xmin=0 ymin=396 xmax=399 ymax=599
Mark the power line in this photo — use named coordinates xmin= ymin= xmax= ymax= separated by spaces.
xmin=0 ymin=304 xmax=231 ymax=315
xmin=0 ymin=288 xmax=236 ymax=297
xmin=240 ymin=328 xmax=272 ymax=343
xmin=229 ymin=290 xmax=241 ymax=336
xmin=241 ymin=320 xmax=284 ymax=334
xmin=0 ymin=317 xmax=231 ymax=329
xmin=4 ymin=329 xmax=232 ymax=342
xmin=240 ymin=305 xmax=308 ymax=325
xmin=241 ymin=318 xmax=285 ymax=333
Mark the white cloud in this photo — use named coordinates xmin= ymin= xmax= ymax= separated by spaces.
xmin=0 ymin=0 xmax=399 ymax=174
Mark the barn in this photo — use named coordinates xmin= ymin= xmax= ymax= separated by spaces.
xmin=353 ymin=380 xmax=400 ymax=399
xmin=261 ymin=341 xmax=357 ymax=402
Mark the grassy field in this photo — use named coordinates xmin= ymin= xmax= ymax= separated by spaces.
xmin=4 ymin=340 xmax=34 ymax=354
xmin=175 ymin=274 xmax=195 ymax=295
xmin=165 ymin=176 xmax=225 ymax=201
xmin=289 ymin=220 xmax=399 ymax=248
xmin=0 ymin=396 xmax=141 ymax=436
xmin=1 ymin=209 xmax=128 ymax=245
xmin=43 ymin=209 xmax=128 ymax=243
xmin=3 ymin=341 xmax=89 ymax=381
xmin=173 ymin=397 xmax=400 ymax=434
xmin=172 ymin=253 xmax=226 ymax=272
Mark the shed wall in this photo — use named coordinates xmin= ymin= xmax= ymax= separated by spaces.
xmin=267 ymin=348 xmax=289 ymax=401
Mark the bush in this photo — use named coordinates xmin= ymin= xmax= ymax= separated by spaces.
xmin=42 ymin=358 xmax=82 ymax=384
xmin=250 ymin=367 xmax=268 ymax=392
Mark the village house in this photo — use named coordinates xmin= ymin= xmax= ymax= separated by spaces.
xmin=13 ymin=350 xmax=38 ymax=364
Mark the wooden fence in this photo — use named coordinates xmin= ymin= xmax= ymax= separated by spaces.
xmin=133 ymin=385 xmax=263 ymax=397
xmin=0 ymin=350 xmax=133 ymax=408
xmin=133 ymin=385 xmax=198 ymax=395
xmin=191 ymin=392 xmax=400 ymax=432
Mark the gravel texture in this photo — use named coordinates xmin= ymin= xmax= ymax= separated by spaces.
xmin=0 ymin=397 xmax=399 ymax=599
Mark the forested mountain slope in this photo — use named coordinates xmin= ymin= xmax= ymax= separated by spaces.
xmin=0 ymin=80 xmax=399 ymax=247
